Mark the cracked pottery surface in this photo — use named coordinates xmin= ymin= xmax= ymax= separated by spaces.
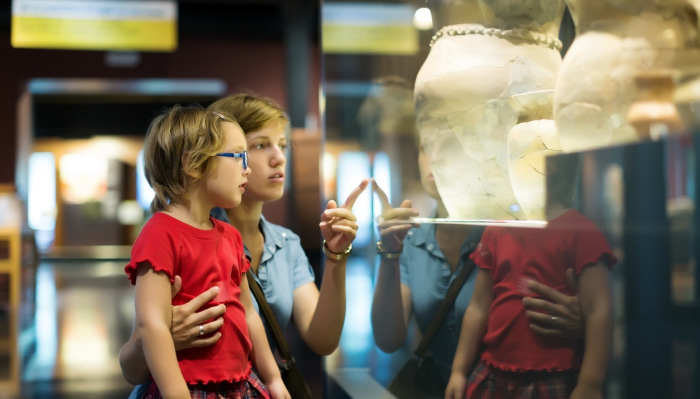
xmin=554 ymin=0 xmax=700 ymax=153
xmin=415 ymin=0 xmax=566 ymax=220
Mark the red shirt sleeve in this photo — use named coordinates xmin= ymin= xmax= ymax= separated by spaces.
xmin=124 ymin=214 xmax=178 ymax=285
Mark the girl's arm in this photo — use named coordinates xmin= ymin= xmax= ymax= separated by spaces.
xmin=570 ymin=263 xmax=613 ymax=399
xmin=445 ymin=268 xmax=494 ymax=399
xmin=240 ymin=273 xmax=290 ymax=399
xmin=134 ymin=264 xmax=190 ymax=399
xmin=119 ymin=276 xmax=225 ymax=385
xmin=292 ymin=179 xmax=370 ymax=355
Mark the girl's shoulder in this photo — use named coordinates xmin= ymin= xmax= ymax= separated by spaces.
xmin=213 ymin=217 xmax=243 ymax=238
xmin=139 ymin=212 xmax=181 ymax=235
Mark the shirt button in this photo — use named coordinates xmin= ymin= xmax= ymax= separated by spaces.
xmin=282 ymin=232 xmax=287 ymax=237
xmin=427 ymin=244 xmax=434 ymax=251
xmin=268 ymin=246 xmax=275 ymax=251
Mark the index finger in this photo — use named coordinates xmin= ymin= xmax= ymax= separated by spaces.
xmin=526 ymin=280 xmax=569 ymax=304
xmin=340 ymin=178 xmax=370 ymax=209
xmin=182 ymin=286 xmax=220 ymax=313
xmin=371 ymin=178 xmax=391 ymax=211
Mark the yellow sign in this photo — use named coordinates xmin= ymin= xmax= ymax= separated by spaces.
xmin=11 ymin=0 xmax=177 ymax=52
xmin=322 ymin=3 xmax=418 ymax=55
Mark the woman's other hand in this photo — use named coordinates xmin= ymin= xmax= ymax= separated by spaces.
xmin=372 ymin=179 xmax=419 ymax=252
xmin=522 ymin=268 xmax=584 ymax=339
xmin=320 ymin=178 xmax=370 ymax=253
xmin=170 ymin=275 xmax=226 ymax=350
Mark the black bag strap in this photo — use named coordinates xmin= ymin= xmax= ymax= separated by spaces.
xmin=247 ymin=269 xmax=294 ymax=364
xmin=413 ymin=258 xmax=476 ymax=358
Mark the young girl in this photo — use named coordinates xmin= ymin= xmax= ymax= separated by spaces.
xmin=124 ymin=105 xmax=290 ymax=399
xmin=445 ymin=154 xmax=617 ymax=399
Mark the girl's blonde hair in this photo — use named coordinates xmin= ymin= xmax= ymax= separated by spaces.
xmin=208 ymin=93 xmax=289 ymax=136
xmin=143 ymin=105 xmax=238 ymax=213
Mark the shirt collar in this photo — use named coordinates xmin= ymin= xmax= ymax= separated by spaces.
xmin=258 ymin=215 xmax=286 ymax=250
xmin=211 ymin=208 xmax=287 ymax=251
xmin=406 ymin=222 xmax=435 ymax=247
xmin=405 ymin=211 xmax=484 ymax=255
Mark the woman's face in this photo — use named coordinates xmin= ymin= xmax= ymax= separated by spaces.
xmin=418 ymin=143 xmax=441 ymax=200
xmin=242 ymin=119 xmax=288 ymax=203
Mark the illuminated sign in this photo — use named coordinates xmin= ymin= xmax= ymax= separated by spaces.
xmin=12 ymin=0 xmax=177 ymax=51
xmin=322 ymin=3 xmax=418 ymax=55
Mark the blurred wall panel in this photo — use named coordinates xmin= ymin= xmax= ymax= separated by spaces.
xmin=0 ymin=4 xmax=321 ymax=189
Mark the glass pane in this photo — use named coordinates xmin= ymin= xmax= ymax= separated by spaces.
xmin=667 ymin=135 xmax=696 ymax=305
xmin=322 ymin=2 xmax=700 ymax=399
xmin=673 ymin=340 xmax=696 ymax=399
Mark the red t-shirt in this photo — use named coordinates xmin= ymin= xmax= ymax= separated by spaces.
xmin=471 ymin=209 xmax=617 ymax=372
xmin=125 ymin=212 xmax=252 ymax=384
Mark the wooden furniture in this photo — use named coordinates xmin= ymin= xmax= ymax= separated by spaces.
xmin=0 ymin=226 xmax=22 ymax=395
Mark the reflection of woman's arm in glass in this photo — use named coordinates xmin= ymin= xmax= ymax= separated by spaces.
xmin=370 ymin=181 xmax=419 ymax=352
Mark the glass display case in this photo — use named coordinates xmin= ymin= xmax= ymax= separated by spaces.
xmin=320 ymin=1 xmax=700 ymax=398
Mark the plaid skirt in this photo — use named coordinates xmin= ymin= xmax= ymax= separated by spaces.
xmin=144 ymin=370 xmax=270 ymax=399
xmin=465 ymin=361 xmax=578 ymax=399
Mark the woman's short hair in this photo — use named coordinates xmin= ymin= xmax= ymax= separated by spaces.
xmin=208 ymin=93 xmax=289 ymax=136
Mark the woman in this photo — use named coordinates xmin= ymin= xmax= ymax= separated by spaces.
xmin=119 ymin=93 xmax=369 ymax=396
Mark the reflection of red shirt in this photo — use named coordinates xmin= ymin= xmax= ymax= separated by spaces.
xmin=125 ymin=213 xmax=252 ymax=384
xmin=471 ymin=210 xmax=617 ymax=372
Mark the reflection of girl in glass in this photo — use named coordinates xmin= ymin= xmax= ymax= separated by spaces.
xmin=446 ymin=155 xmax=617 ymax=399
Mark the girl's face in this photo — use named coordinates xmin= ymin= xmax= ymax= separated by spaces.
xmin=207 ymin=122 xmax=251 ymax=208
xmin=242 ymin=119 xmax=288 ymax=203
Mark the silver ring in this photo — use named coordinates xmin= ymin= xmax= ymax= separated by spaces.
xmin=199 ymin=324 xmax=204 ymax=336
xmin=551 ymin=316 xmax=558 ymax=322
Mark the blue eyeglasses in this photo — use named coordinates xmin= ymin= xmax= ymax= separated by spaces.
xmin=215 ymin=151 xmax=248 ymax=170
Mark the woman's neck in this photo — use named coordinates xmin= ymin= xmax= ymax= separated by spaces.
xmin=435 ymin=200 xmax=473 ymax=237
xmin=225 ymin=199 xmax=264 ymax=238
xmin=227 ymin=199 xmax=266 ymax=273
xmin=436 ymin=200 xmax=450 ymax=219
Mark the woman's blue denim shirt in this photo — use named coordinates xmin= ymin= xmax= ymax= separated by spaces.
xmin=211 ymin=208 xmax=316 ymax=334
xmin=399 ymin=221 xmax=483 ymax=379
